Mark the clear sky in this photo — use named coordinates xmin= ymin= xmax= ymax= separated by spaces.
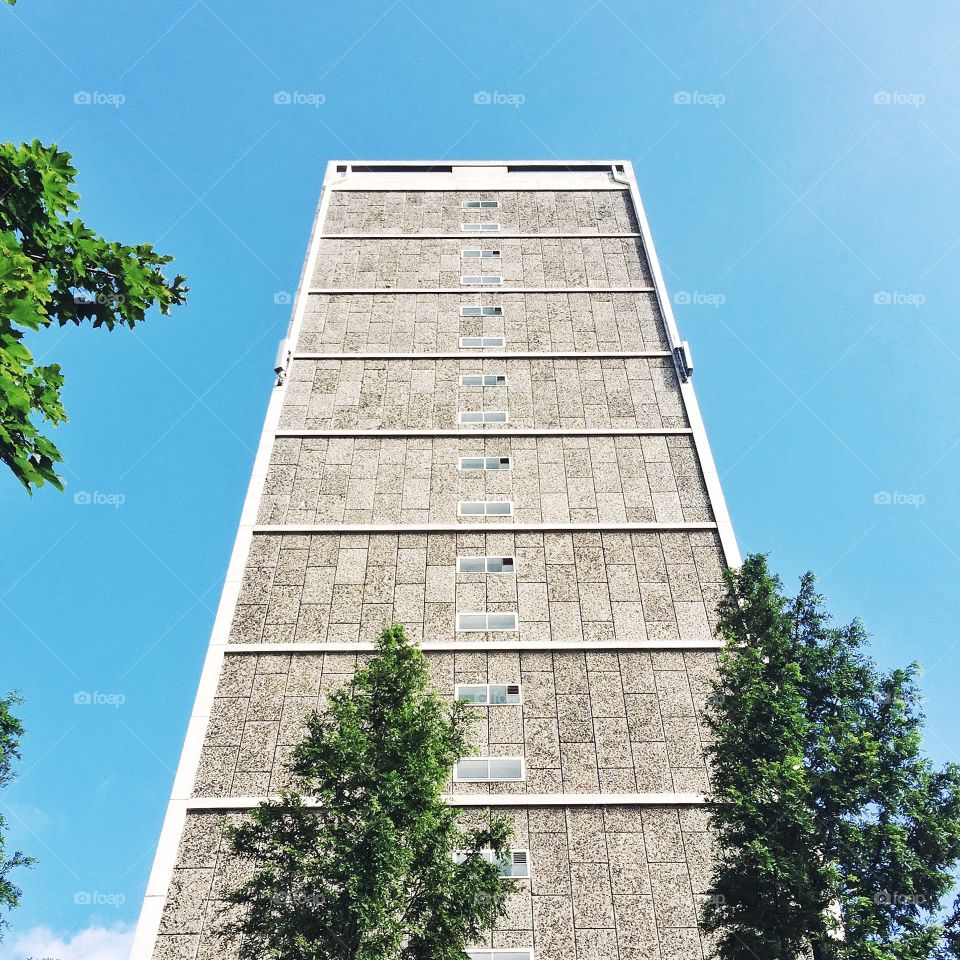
xmin=2 ymin=2 xmax=959 ymax=957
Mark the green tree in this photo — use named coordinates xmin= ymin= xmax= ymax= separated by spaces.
xmin=0 ymin=693 xmax=34 ymax=942
xmin=222 ymin=623 xmax=513 ymax=960
xmin=704 ymin=554 xmax=960 ymax=960
xmin=0 ymin=139 xmax=187 ymax=491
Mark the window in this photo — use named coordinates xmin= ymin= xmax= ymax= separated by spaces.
xmin=467 ymin=954 xmax=533 ymax=960
xmin=459 ymin=374 xmax=507 ymax=387
xmin=461 ymin=223 xmax=500 ymax=232
xmin=456 ymin=682 xmax=521 ymax=703
xmin=456 ymin=611 xmax=518 ymax=631
xmin=459 ymin=336 xmax=505 ymax=349
xmin=460 ymin=305 xmax=503 ymax=317
xmin=461 ymin=249 xmax=501 ymax=259
xmin=458 ymin=456 xmax=511 ymax=471
xmin=466 ymin=953 xmax=533 ymax=960
xmin=461 ymin=275 xmax=502 ymax=286
xmin=458 ymin=501 xmax=514 ymax=517
xmin=454 ymin=849 xmax=530 ymax=879
xmin=458 ymin=410 xmax=508 ymax=424
xmin=456 ymin=556 xmax=516 ymax=574
xmin=461 ymin=199 xmax=500 ymax=209
xmin=453 ymin=756 xmax=525 ymax=781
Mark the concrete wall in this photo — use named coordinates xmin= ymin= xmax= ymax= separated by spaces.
xmin=312 ymin=238 xmax=653 ymax=289
xmin=297 ymin=293 xmax=669 ymax=353
xmin=194 ymin=649 xmax=716 ymax=798
xmin=280 ymin=357 xmax=685 ymax=430
xmin=228 ymin=531 xmax=725 ymax=647
xmin=155 ymin=804 xmax=714 ymax=960
xmin=325 ymin=189 xmax=639 ymax=235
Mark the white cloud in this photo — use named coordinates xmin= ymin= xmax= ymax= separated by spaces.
xmin=0 ymin=924 xmax=134 ymax=960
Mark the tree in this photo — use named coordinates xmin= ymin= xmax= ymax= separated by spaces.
xmin=703 ymin=554 xmax=960 ymax=960
xmin=222 ymin=623 xmax=514 ymax=960
xmin=0 ymin=139 xmax=187 ymax=491
xmin=0 ymin=693 xmax=34 ymax=942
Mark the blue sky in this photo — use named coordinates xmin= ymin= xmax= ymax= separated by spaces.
xmin=2 ymin=1 xmax=959 ymax=956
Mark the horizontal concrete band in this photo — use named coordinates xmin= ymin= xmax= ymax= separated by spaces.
xmin=183 ymin=793 xmax=708 ymax=810
xmin=308 ymin=288 xmax=657 ymax=295
xmin=290 ymin=351 xmax=672 ymax=360
xmin=322 ymin=233 xmax=644 ymax=240
xmin=253 ymin=522 xmax=718 ymax=534
xmin=274 ymin=428 xmax=694 ymax=438
xmin=222 ymin=639 xmax=723 ymax=653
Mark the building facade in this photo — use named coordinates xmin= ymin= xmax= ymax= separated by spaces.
xmin=133 ymin=161 xmax=739 ymax=960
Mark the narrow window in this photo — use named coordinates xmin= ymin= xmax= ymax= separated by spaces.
xmin=457 ymin=501 xmax=514 ymax=517
xmin=461 ymin=199 xmax=500 ymax=209
xmin=458 ymin=456 xmax=511 ymax=471
xmin=459 ymin=375 xmax=507 ymax=387
xmin=453 ymin=756 xmax=525 ymax=780
xmin=456 ymin=556 xmax=516 ymax=574
xmin=454 ymin=848 xmax=530 ymax=879
xmin=455 ymin=611 xmax=518 ymax=631
xmin=459 ymin=336 xmax=506 ymax=349
xmin=455 ymin=683 xmax=522 ymax=704
xmin=466 ymin=953 xmax=534 ymax=960
xmin=461 ymin=275 xmax=503 ymax=286
xmin=459 ymin=306 xmax=503 ymax=317
xmin=460 ymin=223 xmax=501 ymax=232
xmin=461 ymin=249 xmax=501 ymax=259
xmin=458 ymin=410 xmax=508 ymax=424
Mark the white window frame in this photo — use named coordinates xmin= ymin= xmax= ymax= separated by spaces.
xmin=457 ymin=456 xmax=512 ymax=472
xmin=456 ymin=555 xmax=516 ymax=574
xmin=458 ymin=374 xmax=507 ymax=387
xmin=461 ymin=275 xmax=503 ymax=286
xmin=457 ymin=501 xmax=514 ymax=518
xmin=459 ymin=336 xmax=505 ymax=349
xmin=455 ymin=682 xmax=522 ymax=704
xmin=455 ymin=611 xmax=518 ymax=631
xmin=461 ymin=249 xmax=501 ymax=259
xmin=461 ymin=199 xmax=500 ymax=209
xmin=458 ymin=410 xmax=508 ymax=424
xmin=459 ymin=305 xmax=503 ymax=317
xmin=460 ymin=222 xmax=501 ymax=232
xmin=466 ymin=953 xmax=534 ymax=960
xmin=454 ymin=848 xmax=531 ymax=879
xmin=453 ymin=756 xmax=525 ymax=781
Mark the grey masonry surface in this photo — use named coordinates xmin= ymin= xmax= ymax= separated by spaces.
xmin=145 ymin=166 xmax=732 ymax=960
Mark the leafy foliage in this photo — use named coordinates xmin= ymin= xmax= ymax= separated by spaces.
xmin=0 ymin=140 xmax=187 ymax=491
xmin=704 ymin=554 xmax=960 ymax=960
xmin=0 ymin=693 xmax=34 ymax=942
xmin=222 ymin=624 xmax=513 ymax=960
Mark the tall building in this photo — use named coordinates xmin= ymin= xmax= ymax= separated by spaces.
xmin=133 ymin=160 xmax=739 ymax=960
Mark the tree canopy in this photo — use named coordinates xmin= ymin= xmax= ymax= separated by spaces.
xmin=0 ymin=139 xmax=187 ymax=491
xmin=0 ymin=693 xmax=33 ymax=943
xmin=704 ymin=554 xmax=960 ymax=960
